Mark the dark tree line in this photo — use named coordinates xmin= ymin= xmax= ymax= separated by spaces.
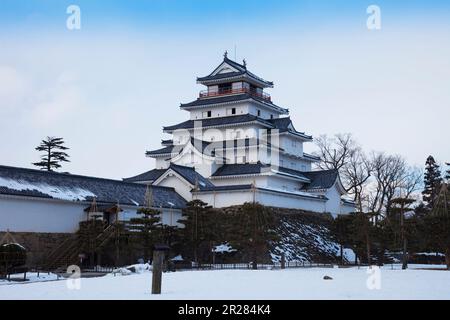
xmin=331 ymin=154 xmax=450 ymax=269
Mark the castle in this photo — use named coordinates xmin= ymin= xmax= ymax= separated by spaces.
xmin=125 ymin=53 xmax=354 ymax=216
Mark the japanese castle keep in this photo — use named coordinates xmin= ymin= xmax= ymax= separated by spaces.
xmin=0 ymin=53 xmax=355 ymax=266
xmin=125 ymin=53 xmax=355 ymax=216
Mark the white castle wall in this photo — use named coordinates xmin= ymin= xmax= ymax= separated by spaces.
xmin=188 ymin=101 xmax=283 ymax=121
xmin=0 ymin=196 xmax=181 ymax=233
xmin=196 ymin=189 xmax=327 ymax=213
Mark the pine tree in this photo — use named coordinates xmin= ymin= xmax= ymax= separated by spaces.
xmin=127 ymin=187 xmax=162 ymax=262
xmin=445 ymin=163 xmax=450 ymax=182
xmin=333 ymin=214 xmax=354 ymax=265
xmin=231 ymin=203 xmax=279 ymax=269
xmin=33 ymin=136 xmax=70 ymax=171
xmin=389 ymin=197 xmax=416 ymax=270
xmin=422 ymin=156 xmax=442 ymax=209
xmin=177 ymin=199 xmax=215 ymax=263
xmin=423 ymin=184 xmax=450 ymax=269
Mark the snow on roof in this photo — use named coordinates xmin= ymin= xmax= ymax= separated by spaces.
xmin=0 ymin=165 xmax=187 ymax=209
xmin=0 ymin=176 xmax=96 ymax=202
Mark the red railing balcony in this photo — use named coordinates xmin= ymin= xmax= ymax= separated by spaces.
xmin=199 ymin=87 xmax=272 ymax=102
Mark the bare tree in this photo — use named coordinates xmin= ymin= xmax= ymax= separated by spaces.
xmin=314 ymin=133 xmax=372 ymax=211
xmin=342 ymin=150 xmax=373 ymax=211
xmin=314 ymin=133 xmax=357 ymax=171
xmin=365 ymin=153 xmax=423 ymax=220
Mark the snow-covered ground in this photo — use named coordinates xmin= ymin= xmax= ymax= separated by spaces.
xmin=1 ymin=265 xmax=449 ymax=300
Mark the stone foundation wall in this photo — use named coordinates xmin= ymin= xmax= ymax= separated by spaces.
xmin=0 ymin=231 xmax=73 ymax=267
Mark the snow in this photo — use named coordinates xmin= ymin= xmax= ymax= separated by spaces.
xmin=0 ymin=177 xmax=96 ymax=201
xmin=0 ymin=272 xmax=59 ymax=286
xmin=1 ymin=243 xmax=26 ymax=250
xmin=212 ymin=243 xmax=237 ymax=253
xmin=271 ymin=220 xmax=342 ymax=263
xmin=170 ymin=255 xmax=184 ymax=261
xmin=1 ymin=266 xmax=449 ymax=300
xmin=111 ymin=263 xmax=152 ymax=276
xmin=342 ymin=248 xmax=356 ymax=263
xmin=129 ymin=199 xmax=140 ymax=206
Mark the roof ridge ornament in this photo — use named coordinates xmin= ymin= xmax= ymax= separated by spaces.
xmin=243 ymin=59 xmax=247 ymax=69
xmin=223 ymin=50 xmax=228 ymax=59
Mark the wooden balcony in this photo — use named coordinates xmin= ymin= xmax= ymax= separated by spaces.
xmin=199 ymin=87 xmax=271 ymax=102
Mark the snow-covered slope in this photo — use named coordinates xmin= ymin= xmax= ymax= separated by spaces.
xmin=270 ymin=211 xmax=353 ymax=264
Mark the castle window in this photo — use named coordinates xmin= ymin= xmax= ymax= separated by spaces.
xmin=227 ymin=108 xmax=237 ymax=116
xmin=257 ymin=110 xmax=261 ymax=117
xmin=203 ymin=110 xmax=212 ymax=118
xmin=270 ymin=114 xmax=274 ymax=119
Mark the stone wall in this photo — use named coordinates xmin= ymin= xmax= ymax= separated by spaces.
xmin=0 ymin=231 xmax=73 ymax=267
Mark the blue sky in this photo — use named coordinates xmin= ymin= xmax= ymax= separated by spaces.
xmin=1 ymin=0 xmax=449 ymax=32
xmin=0 ymin=1 xmax=449 ymax=179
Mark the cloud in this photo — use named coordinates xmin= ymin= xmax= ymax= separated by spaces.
xmin=0 ymin=66 xmax=28 ymax=112
xmin=30 ymin=78 xmax=84 ymax=127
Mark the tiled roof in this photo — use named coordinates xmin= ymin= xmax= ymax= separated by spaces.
xmin=268 ymin=117 xmax=312 ymax=140
xmin=122 ymin=169 xmax=166 ymax=183
xmin=167 ymin=164 xmax=215 ymax=190
xmin=267 ymin=117 xmax=292 ymax=131
xmin=197 ymin=57 xmax=274 ymax=88
xmin=163 ymin=114 xmax=272 ymax=132
xmin=145 ymin=145 xmax=176 ymax=156
xmin=212 ymin=163 xmax=270 ymax=177
xmin=161 ymin=139 xmax=173 ymax=146
xmin=163 ymin=115 xmax=311 ymax=140
xmin=275 ymin=167 xmax=310 ymax=182
xmin=211 ymin=164 xmax=337 ymax=189
xmin=195 ymin=184 xmax=254 ymax=192
xmin=0 ymin=165 xmax=186 ymax=209
xmin=301 ymin=169 xmax=339 ymax=190
xmin=193 ymin=183 xmax=327 ymax=201
xmin=180 ymin=93 xmax=285 ymax=111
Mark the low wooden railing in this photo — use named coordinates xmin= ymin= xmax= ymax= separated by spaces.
xmin=199 ymin=87 xmax=271 ymax=102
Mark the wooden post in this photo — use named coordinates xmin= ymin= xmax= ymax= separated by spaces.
xmin=152 ymin=244 xmax=169 ymax=294
xmin=152 ymin=250 xmax=163 ymax=294
xmin=281 ymin=253 xmax=286 ymax=269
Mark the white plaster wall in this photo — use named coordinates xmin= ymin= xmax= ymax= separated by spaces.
xmin=189 ymin=102 xmax=250 ymax=120
xmin=264 ymin=175 xmax=303 ymax=192
xmin=280 ymin=136 xmax=303 ymax=156
xmin=324 ymin=183 xmax=344 ymax=218
xmin=155 ymin=158 xmax=170 ymax=169
xmin=256 ymin=191 xmax=326 ymax=212
xmin=0 ymin=197 xmax=86 ymax=233
xmin=171 ymin=149 xmax=217 ymax=178
xmin=120 ymin=207 xmax=183 ymax=227
xmin=278 ymin=155 xmax=311 ymax=171
xmin=199 ymin=124 xmax=260 ymax=141
xmin=196 ymin=190 xmax=327 ymax=213
xmin=196 ymin=191 xmax=254 ymax=208
xmin=188 ymin=101 xmax=284 ymax=121
xmin=247 ymin=104 xmax=282 ymax=119
xmin=211 ymin=175 xmax=268 ymax=187
xmin=154 ymin=174 xmax=193 ymax=201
